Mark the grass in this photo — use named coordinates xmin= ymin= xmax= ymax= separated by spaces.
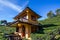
xmin=0 ymin=16 xmax=60 ymax=40
xmin=0 ymin=26 xmax=15 ymax=40
xmin=31 ymin=16 xmax=60 ymax=40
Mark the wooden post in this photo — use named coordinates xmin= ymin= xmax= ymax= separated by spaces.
xmin=25 ymin=25 xmax=31 ymax=40
xmin=19 ymin=27 xmax=23 ymax=38
xmin=25 ymin=25 xmax=28 ymax=39
xmin=18 ymin=24 xmax=23 ymax=38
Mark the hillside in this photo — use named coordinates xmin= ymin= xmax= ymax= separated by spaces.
xmin=0 ymin=26 xmax=15 ymax=40
xmin=0 ymin=16 xmax=60 ymax=40
xmin=31 ymin=16 xmax=60 ymax=40
xmin=40 ymin=16 xmax=60 ymax=34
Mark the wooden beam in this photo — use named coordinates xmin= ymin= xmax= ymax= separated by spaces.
xmin=25 ymin=24 xmax=31 ymax=40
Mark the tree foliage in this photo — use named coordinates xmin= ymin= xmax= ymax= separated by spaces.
xmin=0 ymin=20 xmax=7 ymax=26
xmin=56 ymin=9 xmax=60 ymax=16
xmin=47 ymin=11 xmax=55 ymax=18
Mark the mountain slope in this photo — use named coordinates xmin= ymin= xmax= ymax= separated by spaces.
xmin=31 ymin=16 xmax=60 ymax=40
xmin=40 ymin=16 xmax=60 ymax=34
xmin=0 ymin=16 xmax=60 ymax=40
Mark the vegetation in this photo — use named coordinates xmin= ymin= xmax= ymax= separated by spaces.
xmin=47 ymin=11 xmax=55 ymax=18
xmin=0 ymin=20 xmax=7 ymax=26
xmin=0 ymin=26 xmax=15 ymax=40
xmin=0 ymin=9 xmax=60 ymax=40
xmin=31 ymin=9 xmax=60 ymax=40
xmin=31 ymin=16 xmax=60 ymax=40
xmin=56 ymin=9 xmax=60 ymax=16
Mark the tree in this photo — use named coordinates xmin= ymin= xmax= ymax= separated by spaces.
xmin=47 ymin=11 xmax=55 ymax=18
xmin=0 ymin=21 xmax=2 ymax=25
xmin=56 ymin=9 xmax=60 ymax=16
xmin=1 ymin=20 xmax=7 ymax=26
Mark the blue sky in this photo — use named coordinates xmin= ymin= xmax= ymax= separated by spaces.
xmin=0 ymin=0 xmax=60 ymax=22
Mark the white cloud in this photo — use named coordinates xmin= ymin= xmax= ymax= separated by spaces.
xmin=22 ymin=1 xmax=29 ymax=7
xmin=0 ymin=0 xmax=29 ymax=12
xmin=0 ymin=0 xmax=29 ymax=21
xmin=0 ymin=0 xmax=22 ymax=12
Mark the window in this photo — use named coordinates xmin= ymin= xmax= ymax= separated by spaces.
xmin=23 ymin=14 xmax=28 ymax=19
xmin=31 ymin=15 xmax=36 ymax=21
xmin=19 ymin=14 xmax=28 ymax=22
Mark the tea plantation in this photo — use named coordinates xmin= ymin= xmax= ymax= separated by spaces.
xmin=0 ymin=16 xmax=60 ymax=40
xmin=31 ymin=16 xmax=60 ymax=40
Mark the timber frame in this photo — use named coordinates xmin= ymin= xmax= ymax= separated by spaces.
xmin=11 ymin=7 xmax=41 ymax=40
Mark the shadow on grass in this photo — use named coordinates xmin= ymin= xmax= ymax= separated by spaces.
xmin=42 ymin=24 xmax=58 ymax=28
xmin=32 ymin=24 xmax=58 ymax=34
